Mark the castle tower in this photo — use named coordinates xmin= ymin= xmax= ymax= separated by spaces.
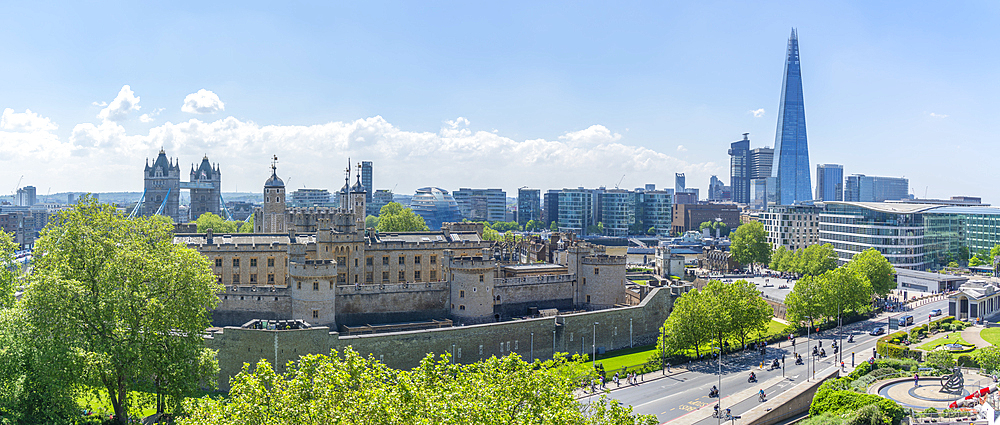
xmin=255 ymin=156 xmax=287 ymax=233
xmin=143 ymin=149 xmax=181 ymax=222
xmin=189 ymin=155 xmax=222 ymax=221
xmin=287 ymin=244 xmax=337 ymax=326
xmin=445 ymin=249 xmax=497 ymax=324
xmin=350 ymin=164 xmax=367 ymax=231
xmin=579 ymin=255 xmax=626 ymax=309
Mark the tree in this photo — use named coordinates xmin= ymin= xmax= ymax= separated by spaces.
xmin=973 ymin=347 xmax=1000 ymax=374
xmin=21 ymin=199 xmax=222 ymax=423
xmin=524 ymin=219 xmax=540 ymax=232
xmin=179 ymin=349 xmax=657 ymax=425
xmin=769 ymin=246 xmax=789 ymax=271
xmin=658 ymin=288 xmax=712 ymax=359
xmin=924 ymin=351 xmax=955 ymax=371
xmin=785 ymin=274 xmax=825 ymax=326
xmin=238 ymin=214 xmax=254 ymax=233
xmin=846 ymin=248 xmax=896 ymax=296
xmin=799 ymin=244 xmax=838 ymax=276
xmin=820 ymin=267 xmax=872 ymax=323
xmin=550 ymin=221 xmax=559 ymax=232
xmin=365 ymin=215 xmax=379 ymax=229
xmin=647 ymin=226 xmax=656 ymax=236
xmin=699 ymin=220 xmax=729 ymax=236
xmin=192 ymin=212 xmax=250 ymax=233
xmin=482 ymin=223 xmax=502 ymax=241
xmin=375 ymin=202 xmax=429 ymax=232
xmin=726 ymin=280 xmax=774 ymax=349
xmin=587 ymin=222 xmax=604 ymax=235
xmin=730 ymin=221 xmax=771 ymax=271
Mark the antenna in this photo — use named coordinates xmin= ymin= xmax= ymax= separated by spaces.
xmin=270 ymin=155 xmax=278 ymax=175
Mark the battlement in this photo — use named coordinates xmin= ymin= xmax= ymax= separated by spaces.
xmin=494 ymin=273 xmax=576 ymax=287
xmin=447 ymin=255 xmax=495 ymax=269
xmin=581 ymin=255 xmax=626 ymax=265
xmin=337 ymin=281 xmax=448 ymax=295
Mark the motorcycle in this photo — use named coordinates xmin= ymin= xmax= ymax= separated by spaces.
xmin=709 ymin=387 xmax=719 ymax=398
xmin=820 ymin=349 xmax=826 ymax=357
xmin=769 ymin=359 xmax=780 ymax=370
xmin=848 ymin=335 xmax=855 ymax=343
xmin=748 ymin=374 xmax=757 ymax=383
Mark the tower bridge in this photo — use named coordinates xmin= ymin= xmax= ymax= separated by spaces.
xmin=132 ymin=149 xmax=230 ymax=222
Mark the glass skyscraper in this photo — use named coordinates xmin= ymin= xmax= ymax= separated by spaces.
xmin=729 ymin=133 xmax=750 ymax=204
xmin=815 ymin=164 xmax=844 ymax=201
xmin=771 ymin=29 xmax=812 ymax=205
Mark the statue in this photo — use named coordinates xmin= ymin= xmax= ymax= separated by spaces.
xmin=941 ymin=366 xmax=965 ymax=394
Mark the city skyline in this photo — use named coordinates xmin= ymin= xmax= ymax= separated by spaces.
xmin=1 ymin=2 xmax=997 ymax=202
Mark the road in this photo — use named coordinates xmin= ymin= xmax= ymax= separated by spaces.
xmin=602 ymin=298 xmax=949 ymax=424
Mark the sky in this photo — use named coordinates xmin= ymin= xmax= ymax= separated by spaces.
xmin=1 ymin=1 xmax=998 ymax=202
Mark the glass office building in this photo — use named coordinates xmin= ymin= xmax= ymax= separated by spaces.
xmin=409 ymin=187 xmax=462 ymax=230
xmin=772 ymin=29 xmax=812 ymax=205
xmin=729 ymin=133 xmax=750 ymax=204
xmin=815 ymin=164 xmax=843 ymax=201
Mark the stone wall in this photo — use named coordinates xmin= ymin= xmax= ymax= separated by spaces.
xmin=335 ymin=281 xmax=450 ymax=326
xmin=213 ymin=288 xmax=292 ymax=327
xmin=206 ymin=286 xmax=676 ymax=391
xmin=494 ymin=275 xmax=575 ymax=319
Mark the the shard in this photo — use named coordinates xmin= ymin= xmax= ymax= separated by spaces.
xmin=771 ymin=28 xmax=812 ymax=205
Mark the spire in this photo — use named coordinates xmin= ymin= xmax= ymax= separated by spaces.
xmin=771 ymin=27 xmax=811 ymax=205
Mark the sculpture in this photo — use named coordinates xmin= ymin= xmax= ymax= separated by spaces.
xmin=941 ymin=366 xmax=965 ymax=394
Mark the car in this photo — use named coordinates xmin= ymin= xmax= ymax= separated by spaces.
xmin=931 ymin=309 xmax=943 ymax=316
xmin=870 ymin=327 xmax=886 ymax=336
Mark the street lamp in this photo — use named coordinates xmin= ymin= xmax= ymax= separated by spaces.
xmin=715 ymin=345 xmax=722 ymax=425
xmin=530 ymin=332 xmax=534 ymax=362
xmin=804 ymin=316 xmax=812 ymax=381
xmin=593 ymin=322 xmax=599 ymax=369
xmin=630 ymin=318 xmax=633 ymax=348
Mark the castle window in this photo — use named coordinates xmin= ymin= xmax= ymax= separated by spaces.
xmin=268 ymin=258 xmax=275 ymax=267
xmin=355 ymin=258 xmax=358 ymax=267
xmin=398 ymin=271 xmax=405 ymax=281
xmin=495 ymin=295 xmax=500 ymax=301
xmin=216 ymin=274 xmax=222 ymax=284
xmin=312 ymin=310 xmax=319 ymax=319
xmin=366 ymin=257 xmax=373 ymax=266
xmin=430 ymin=255 xmax=437 ymax=264
xmin=430 ymin=270 xmax=437 ymax=281
xmin=460 ymin=290 xmax=465 ymax=298
xmin=586 ymin=295 xmax=591 ymax=303
xmin=365 ymin=272 xmax=373 ymax=283
xmin=337 ymin=274 xmax=346 ymax=283
xmin=233 ymin=259 xmax=240 ymax=267
xmin=313 ymin=282 xmax=319 ymax=291
xmin=399 ymin=256 xmax=405 ymax=265
xmin=414 ymin=256 xmax=421 ymax=265
xmin=215 ymin=258 xmax=222 ymax=267
xmin=594 ymin=268 xmax=599 ymax=275
xmin=479 ymin=274 xmax=484 ymax=282
xmin=382 ymin=271 xmax=389 ymax=281
xmin=232 ymin=274 xmax=240 ymax=284
xmin=330 ymin=282 xmax=334 ymax=290
xmin=414 ymin=271 xmax=421 ymax=281
xmin=250 ymin=274 xmax=257 ymax=283
xmin=337 ymin=256 xmax=346 ymax=265
xmin=250 ymin=258 xmax=257 ymax=267
xmin=459 ymin=305 xmax=465 ymax=310
xmin=297 ymin=282 xmax=301 ymax=290
xmin=268 ymin=274 xmax=275 ymax=284
xmin=583 ymin=278 xmax=586 ymax=285
xmin=354 ymin=275 xmax=358 ymax=283
xmin=382 ymin=256 xmax=389 ymax=265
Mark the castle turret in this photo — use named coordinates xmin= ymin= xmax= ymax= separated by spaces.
xmin=189 ymin=155 xmax=222 ymax=221
xmin=143 ymin=149 xmax=181 ymax=222
xmin=446 ymin=249 xmax=497 ymax=324
xmin=288 ymin=243 xmax=337 ymax=326
xmin=256 ymin=156 xmax=287 ymax=233
xmin=579 ymin=254 xmax=626 ymax=309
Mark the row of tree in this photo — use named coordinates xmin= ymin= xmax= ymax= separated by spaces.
xmin=769 ymin=244 xmax=838 ymax=277
xmin=192 ymin=212 xmax=253 ymax=233
xmin=656 ymin=279 xmax=774 ymax=359
xmin=365 ymin=202 xmax=430 ymax=232
xmin=784 ymin=248 xmax=895 ymax=326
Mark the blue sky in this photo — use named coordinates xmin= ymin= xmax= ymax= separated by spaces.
xmin=1 ymin=1 xmax=998 ymax=202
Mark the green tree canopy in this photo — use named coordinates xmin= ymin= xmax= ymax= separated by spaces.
xmin=730 ymin=221 xmax=771 ymax=270
xmin=375 ymin=202 xmax=429 ymax=232
xmin=179 ymin=349 xmax=656 ymax=425
xmin=365 ymin=214 xmax=379 ymax=229
xmin=10 ymin=199 xmax=223 ymax=423
xmin=550 ymin=221 xmax=559 ymax=232
xmin=846 ymin=248 xmax=896 ymax=296
xmin=192 ymin=212 xmax=250 ymax=233
xmin=699 ymin=220 xmax=730 ymax=236
xmin=656 ymin=279 xmax=773 ymax=357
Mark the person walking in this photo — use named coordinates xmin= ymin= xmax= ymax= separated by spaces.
xmin=914 ymin=373 xmax=919 ymax=387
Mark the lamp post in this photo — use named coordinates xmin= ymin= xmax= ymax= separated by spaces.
xmin=715 ymin=345 xmax=722 ymax=425
xmin=630 ymin=318 xmax=633 ymax=348
xmin=593 ymin=322 xmax=599 ymax=369
xmin=552 ymin=330 xmax=556 ymax=358
xmin=805 ymin=316 xmax=811 ymax=381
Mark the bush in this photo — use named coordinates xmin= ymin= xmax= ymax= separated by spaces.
xmin=957 ymin=354 xmax=979 ymax=368
xmin=810 ymin=388 xmax=904 ymax=425
xmin=925 ymin=350 xmax=955 ymax=370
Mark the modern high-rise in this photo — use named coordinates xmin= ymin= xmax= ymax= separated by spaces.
xmin=557 ymin=189 xmax=594 ymax=235
xmin=844 ymin=174 xmax=909 ymax=203
xmin=729 ymin=133 xmax=750 ymax=204
xmin=708 ymin=176 xmax=726 ymax=202
xmin=517 ymin=188 xmax=540 ymax=226
xmin=815 ymin=164 xmax=844 ymax=201
xmin=543 ymin=190 xmax=560 ymax=226
xmin=749 ymin=147 xmax=775 ymax=209
xmin=675 ymin=173 xmax=686 ymax=192
xmin=15 ymin=186 xmax=36 ymax=207
xmin=749 ymin=147 xmax=774 ymax=180
xmin=370 ymin=189 xmax=393 ymax=215
xmin=452 ymin=188 xmax=506 ymax=222
xmin=409 ymin=187 xmax=462 ymax=230
xmin=600 ymin=190 xmax=636 ymax=237
xmin=290 ymin=189 xmax=332 ymax=207
xmin=361 ymin=161 xmax=374 ymax=215
xmin=641 ymin=190 xmax=673 ymax=236
xmin=771 ymin=29 xmax=812 ymax=205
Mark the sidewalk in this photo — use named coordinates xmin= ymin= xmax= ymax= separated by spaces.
xmin=575 ymin=365 xmax=691 ymax=399
xmin=962 ymin=325 xmax=991 ymax=349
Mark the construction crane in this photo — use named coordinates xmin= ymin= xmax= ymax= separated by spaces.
xmin=615 ymin=174 xmax=626 ymax=189
xmin=11 ymin=175 xmax=22 ymax=195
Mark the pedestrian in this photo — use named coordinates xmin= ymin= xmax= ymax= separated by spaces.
xmin=914 ymin=373 xmax=919 ymax=387
xmin=667 ymin=363 xmax=671 ymax=373
xmin=614 ymin=372 xmax=619 ymax=387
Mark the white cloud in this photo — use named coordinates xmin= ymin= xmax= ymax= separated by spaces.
xmin=929 ymin=112 xmax=948 ymax=118
xmin=92 ymin=101 xmax=107 ymax=107
xmin=181 ymin=89 xmax=225 ymax=114
xmin=1 ymin=108 xmax=57 ymax=132
xmin=676 ymin=145 xmax=687 ymax=152
xmin=139 ymin=108 xmax=165 ymax=123
xmin=446 ymin=117 xmax=470 ymax=128
xmin=97 ymin=85 xmax=141 ymax=122
xmin=750 ymin=108 xmax=765 ymax=118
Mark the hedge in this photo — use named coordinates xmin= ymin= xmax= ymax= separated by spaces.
xmin=810 ymin=387 xmax=905 ymax=425
xmin=876 ymin=331 xmax=922 ymax=361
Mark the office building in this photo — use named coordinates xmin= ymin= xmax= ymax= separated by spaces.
xmin=370 ymin=189 xmax=393 ymax=216
xmin=749 ymin=147 xmax=774 ymax=180
xmin=762 ymin=205 xmax=821 ymax=252
xmin=771 ymin=29 xmax=812 ymax=205
xmin=409 ymin=187 xmax=462 ymax=230
xmin=361 ymin=161 xmax=374 ymax=215
xmin=290 ymin=189 xmax=332 ymax=207
xmin=517 ymin=188 xmax=541 ymax=226
xmin=708 ymin=176 xmax=725 ymax=202
xmin=675 ymin=173 xmax=685 ymax=192
xmin=671 ymin=204 xmax=740 ymax=235
xmin=645 ymin=184 xmax=656 ymax=191
xmin=844 ymin=174 xmax=909 ymax=202
xmin=815 ymin=164 xmax=844 ymax=201
xmin=729 ymin=133 xmax=750 ymax=204
xmin=15 ymin=186 xmax=36 ymax=207
xmin=642 ymin=190 xmax=673 ymax=236
xmin=452 ymin=188 xmax=506 ymax=222
xmin=558 ymin=189 xmax=594 ymax=235
xmin=600 ymin=190 xmax=636 ymax=237
xmin=543 ymin=190 xmax=560 ymax=226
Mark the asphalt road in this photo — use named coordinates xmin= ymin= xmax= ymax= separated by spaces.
xmin=601 ymin=298 xmax=949 ymax=424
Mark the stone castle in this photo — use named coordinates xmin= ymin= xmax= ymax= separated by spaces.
xmin=176 ymin=161 xmax=631 ymax=331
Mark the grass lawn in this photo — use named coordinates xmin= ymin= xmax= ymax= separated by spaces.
xmin=916 ymin=333 xmax=974 ymax=351
xmin=981 ymin=327 xmax=1000 ymax=346
xmin=593 ymin=319 xmax=789 ymax=375
xmin=76 ymin=388 xmax=226 ymax=419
